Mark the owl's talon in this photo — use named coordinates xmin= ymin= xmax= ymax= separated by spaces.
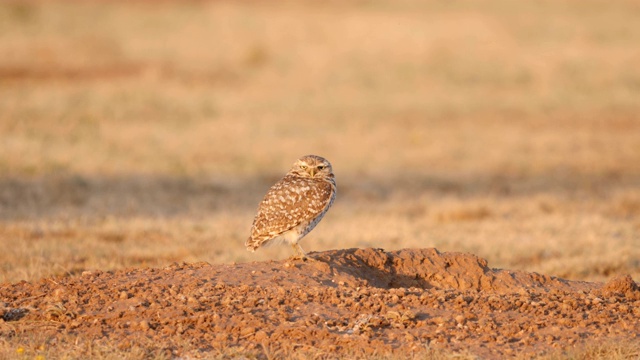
xmin=292 ymin=243 xmax=309 ymax=259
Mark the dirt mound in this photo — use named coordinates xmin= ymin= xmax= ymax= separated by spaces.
xmin=1 ymin=248 xmax=639 ymax=359
xmin=595 ymin=274 xmax=640 ymax=301
xmin=310 ymin=248 xmax=589 ymax=292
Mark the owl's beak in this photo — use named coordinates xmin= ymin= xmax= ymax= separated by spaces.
xmin=309 ymin=168 xmax=316 ymax=177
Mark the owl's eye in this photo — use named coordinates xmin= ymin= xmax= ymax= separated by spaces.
xmin=300 ymin=165 xmax=307 ymax=169
xmin=317 ymin=165 xmax=325 ymax=170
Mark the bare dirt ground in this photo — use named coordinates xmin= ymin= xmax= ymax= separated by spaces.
xmin=2 ymin=248 xmax=639 ymax=359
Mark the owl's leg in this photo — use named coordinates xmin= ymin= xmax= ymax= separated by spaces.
xmin=291 ymin=243 xmax=307 ymax=260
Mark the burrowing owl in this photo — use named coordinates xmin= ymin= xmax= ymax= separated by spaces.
xmin=246 ymin=155 xmax=336 ymax=258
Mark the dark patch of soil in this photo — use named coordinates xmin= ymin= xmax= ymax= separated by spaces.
xmin=1 ymin=248 xmax=639 ymax=358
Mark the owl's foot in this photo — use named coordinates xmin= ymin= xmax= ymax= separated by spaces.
xmin=290 ymin=243 xmax=311 ymax=261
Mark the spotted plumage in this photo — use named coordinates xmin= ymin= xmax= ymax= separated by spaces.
xmin=246 ymin=155 xmax=337 ymax=258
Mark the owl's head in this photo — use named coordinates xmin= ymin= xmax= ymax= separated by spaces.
xmin=290 ymin=155 xmax=334 ymax=179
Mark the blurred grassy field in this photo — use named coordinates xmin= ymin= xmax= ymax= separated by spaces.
xmin=1 ymin=0 xmax=639 ymax=284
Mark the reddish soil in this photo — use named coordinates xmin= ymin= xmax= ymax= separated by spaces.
xmin=1 ymin=248 xmax=639 ymax=359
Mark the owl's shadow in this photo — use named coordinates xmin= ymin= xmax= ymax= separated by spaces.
xmin=303 ymin=248 xmax=435 ymax=290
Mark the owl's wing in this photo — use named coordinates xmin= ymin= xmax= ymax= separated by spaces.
xmin=249 ymin=176 xmax=334 ymax=241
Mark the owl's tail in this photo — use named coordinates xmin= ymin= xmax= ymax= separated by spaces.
xmin=245 ymin=237 xmax=258 ymax=252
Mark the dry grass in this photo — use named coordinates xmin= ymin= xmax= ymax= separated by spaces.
xmin=537 ymin=339 xmax=640 ymax=360
xmin=0 ymin=332 xmax=174 ymax=360
xmin=1 ymin=0 xmax=639 ymax=296
xmin=0 ymin=324 xmax=481 ymax=360
xmin=1 ymin=333 xmax=638 ymax=360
